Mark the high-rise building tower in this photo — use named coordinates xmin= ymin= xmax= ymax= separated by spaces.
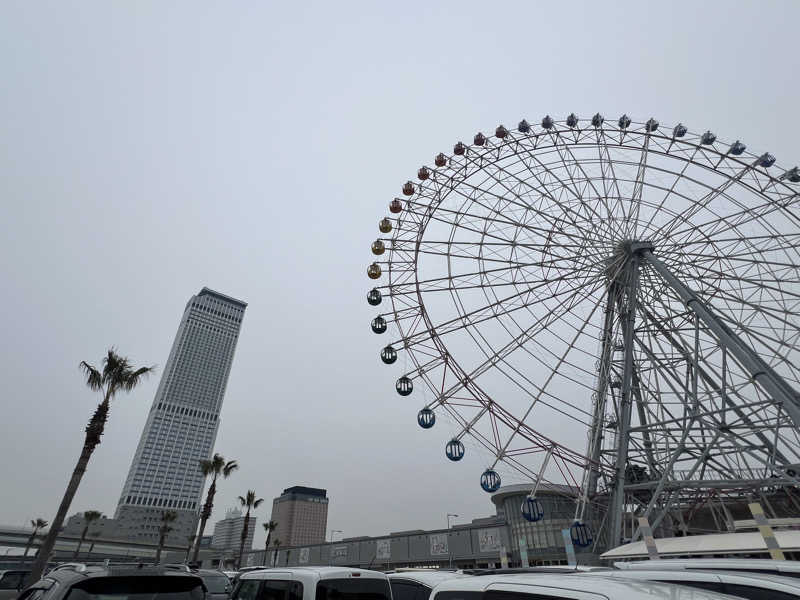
xmin=210 ymin=508 xmax=256 ymax=555
xmin=269 ymin=487 xmax=328 ymax=547
xmin=114 ymin=287 xmax=246 ymax=543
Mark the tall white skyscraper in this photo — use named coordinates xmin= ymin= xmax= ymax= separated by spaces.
xmin=114 ymin=287 xmax=246 ymax=543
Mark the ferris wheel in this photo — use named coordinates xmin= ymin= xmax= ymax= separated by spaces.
xmin=366 ymin=114 xmax=800 ymax=549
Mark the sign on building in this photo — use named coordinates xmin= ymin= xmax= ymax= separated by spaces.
xmin=299 ymin=548 xmax=310 ymax=564
xmin=332 ymin=545 xmax=348 ymax=560
xmin=376 ymin=539 xmax=391 ymax=560
xmin=429 ymin=533 xmax=449 ymax=556
xmin=478 ymin=528 xmax=502 ymax=553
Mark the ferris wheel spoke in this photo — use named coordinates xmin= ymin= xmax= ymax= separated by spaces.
xmin=435 ymin=274 xmax=605 ymax=410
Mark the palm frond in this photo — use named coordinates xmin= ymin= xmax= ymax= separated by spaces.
xmin=253 ymin=498 xmax=264 ymax=508
xmin=84 ymin=510 xmax=103 ymax=522
xmin=79 ymin=361 xmax=103 ymax=391
xmin=237 ymin=496 xmax=247 ymax=506
xmin=36 ymin=518 xmax=48 ymax=528
xmin=122 ymin=365 xmax=155 ymax=391
xmin=223 ymin=460 xmax=239 ymax=477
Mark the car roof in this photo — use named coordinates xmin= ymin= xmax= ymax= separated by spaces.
xmin=593 ymin=569 xmax=800 ymax=592
xmin=616 ymin=558 xmax=800 ymax=573
xmin=40 ymin=565 xmax=204 ymax=588
xmin=388 ymin=571 xmax=469 ymax=587
xmin=241 ymin=567 xmax=387 ymax=581
xmin=429 ymin=573 xmax=742 ymax=600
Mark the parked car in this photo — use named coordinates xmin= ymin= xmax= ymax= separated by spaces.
xmin=0 ymin=570 xmax=31 ymax=600
xmin=388 ymin=569 xmax=469 ymax=600
xmin=615 ymin=558 xmax=800 ymax=578
xmin=194 ymin=570 xmax=233 ymax=600
xmin=16 ymin=564 xmax=206 ymax=600
xmin=232 ymin=567 xmax=390 ymax=600
xmin=589 ymin=568 xmax=800 ymax=599
xmin=427 ymin=571 xmax=743 ymax=600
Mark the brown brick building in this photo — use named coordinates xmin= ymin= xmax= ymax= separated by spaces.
xmin=270 ymin=486 xmax=328 ymax=547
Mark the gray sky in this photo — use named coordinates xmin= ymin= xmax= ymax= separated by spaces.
xmin=1 ymin=0 xmax=799 ymax=548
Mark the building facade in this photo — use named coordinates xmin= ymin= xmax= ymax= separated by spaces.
xmin=114 ymin=287 xmax=246 ymax=544
xmin=270 ymin=487 xmax=328 ymax=547
xmin=232 ymin=485 xmax=601 ymax=570
xmin=211 ymin=508 xmax=257 ymax=555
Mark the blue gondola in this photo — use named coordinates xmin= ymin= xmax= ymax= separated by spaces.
xmin=518 ymin=120 xmax=531 ymax=133
xmin=417 ymin=408 xmax=435 ymax=429
xmin=570 ymin=521 xmax=593 ymax=548
xmin=729 ymin=140 xmax=746 ymax=155
xmin=371 ymin=316 xmax=387 ymax=334
xmin=618 ymin=114 xmax=631 ymax=129
xmin=592 ymin=113 xmax=604 ymax=127
xmin=396 ymin=376 xmax=413 ymax=396
xmin=759 ymin=153 xmax=776 ymax=167
xmin=645 ymin=118 xmax=659 ymax=132
xmin=381 ymin=345 xmax=397 ymax=364
xmin=521 ymin=496 xmax=544 ymax=522
xmin=367 ymin=288 xmax=382 ymax=306
xmin=673 ymin=123 xmax=687 ymax=138
xmin=566 ymin=113 xmax=578 ymax=128
xmin=445 ymin=439 xmax=465 ymax=461
xmin=541 ymin=115 xmax=554 ymax=130
xmin=480 ymin=469 xmax=501 ymax=493
xmin=701 ymin=131 xmax=716 ymax=145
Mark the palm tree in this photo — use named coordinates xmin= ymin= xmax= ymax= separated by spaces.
xmin=155 ymin=510 xmax=177 ymax=564
xmin=88 ymin=530 xmax=101 ymax=554
xmin=23 ymin=519 xmax=48 ymax=557
xmin=262 ymin=521 xmax=277 ymax=565
xmin=28 ymin=350 xmax=154 ymax=583
xmin=73 ymin=510 xmax=103 ymax=558
xmin=185 ymin=534 xmax=196 ymax=564
xmin=192 ymin=454 xmax=238 ymax=563
xmin=271 ymin=538 xmax=281 ymax=567
xmin=236 ymin=490 xmax=263 ymax=569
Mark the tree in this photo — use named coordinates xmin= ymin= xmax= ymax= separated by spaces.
xmin=192 ymin=454 xmax=238 ymax=563
xmin=184 ymin=534 xmax=196 ymax=564
xmin=272 ymin=538 xmax=281 ymax=567
xmin=28 ymin=350 xmax=154 ymax=583
xmin=262 ymin=521 xmax=277 ymax=565
xmin=88 ymin=531 xmax=101 ymax=554
xmin=155 ymin=510 xmax=177 ymax=564
xmin=236 ymin=490 xmax=263 ymax=569
xmin=73 ymin=511 xmax=103 ymax=558
xmin=23 ymin=519 xmax=48 ymax=558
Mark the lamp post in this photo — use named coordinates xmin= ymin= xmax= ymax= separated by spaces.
xmin=446 ymin=514 xmax=458 ymax=568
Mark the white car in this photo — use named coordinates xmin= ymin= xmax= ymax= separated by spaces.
xmin=589 ymin=568 xmax=800 ymax=599
xmin=615 ymin=558 xmax=800 ymax=578
xmin=428 ymin=572 xmax=742 ymax=600
xmin=233 ymin=567 xmax=391 ymax=600
xmin=388 ymin=570 xmax=470 ymax=600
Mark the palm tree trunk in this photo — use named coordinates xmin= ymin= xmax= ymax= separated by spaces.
xmin=23 ymin=529 xmax=38 ymax=558
xmin=156 ymin=530 xmax=166 ymax=564
xmin=89 ymin=540 xmax=96 ymax=554
xmin=28 ymin=397 xmax=110 ymax=584
xmin=192 ymin=478 xmax=217 ymax=563
xmin=264 ymin=532 xmax=272 ymax=565
xmin=237 ymin=510 xmax=250 ymax=569
xmin=73 ymin=526 xmax=88 ymax=559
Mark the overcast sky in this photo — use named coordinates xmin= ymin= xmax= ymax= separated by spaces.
xmin=1 ymin=0 xmax=799 ymax=548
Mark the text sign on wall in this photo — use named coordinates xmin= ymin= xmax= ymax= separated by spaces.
xmin=299 ymin=548 xmax=310 ymax=564
xmin=376 ymin=539 xmax=391 ymax=560
xmin=478 ymin=528 xmax=502 ymax=553
xmin=332 ymin=545 xmax=347 ymax=560
xmin=430 ymin=533 xmax=449 ymax=556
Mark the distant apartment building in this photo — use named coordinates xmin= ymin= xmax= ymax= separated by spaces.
xmin=211 ymin=508 xmax=256 ymax=555
xmin=113 ymin=287 xmax=246 ymax=544
xmin=270 ymin=487 xmax=328 ymax=547
xmin=62 ymin=513 xmax=123 ymax=540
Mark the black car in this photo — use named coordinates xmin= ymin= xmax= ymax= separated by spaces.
xmin=18 ymin=564 xmax=206 ymax=600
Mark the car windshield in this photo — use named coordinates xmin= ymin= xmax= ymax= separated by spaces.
xmin=64 ymin=576 xmax=205 ymax=600
xmin=316 ymin=579 xmax=391 ymax=600
xmin=202 ymin=576 xmax=230 ymax=594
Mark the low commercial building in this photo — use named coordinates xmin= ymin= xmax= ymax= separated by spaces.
xmin=234 ymin=485 xmax=600 ymax=569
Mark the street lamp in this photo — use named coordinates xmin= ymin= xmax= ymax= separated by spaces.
xmin=446 ymin=514 xmax=458 ymax=568
xmin=330 ymin=529 xmax=342 ymax=543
